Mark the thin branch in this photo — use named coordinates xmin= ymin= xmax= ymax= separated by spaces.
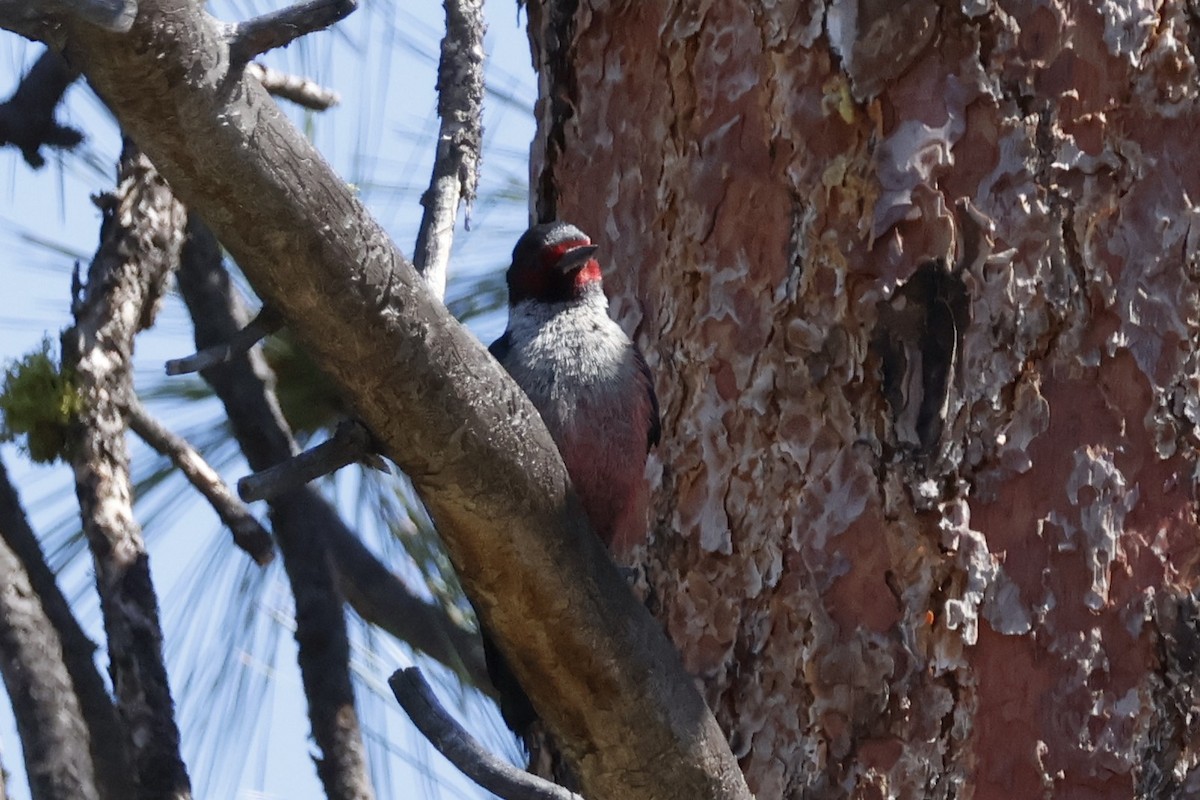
xmin=228 ymin=0 xmax=357 ymax=64
xmin=237 ymin=418 xmax=384 ymax=502
xmin=411 ymin=0 xmax=485 ymax=301
xmin=248 ymin=62 xmax=340 ymax=110
xmin=390 ymin=668 xmax=582 ymax=800
xmin=177 ymin=216 xmax=375 ymax=800
xmin=61 ymin=139 xmax=192 ymax=797
xmin=0 ymin=50 xmax=81 ymax=168
xmin=176 ymin=214 xmax=492 ymax=691
xmin=125 ymin=396 xmax=275 ymax=565
xmin=164 ymin=305 xmax=281 ymax=375
xmin=0 ymin=460 xmax=133 ymax=800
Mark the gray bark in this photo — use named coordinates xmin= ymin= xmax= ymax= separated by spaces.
xmin=0 ymin=461 xmax=131 ymax=800
xmin=62 ymin=140 xmax=190 ymax=800
xmin=38 ymin=3 xmax=751 ymax=798
xmin=0 ymin=461 xmax=100 ymax=800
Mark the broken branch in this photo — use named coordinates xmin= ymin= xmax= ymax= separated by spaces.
xmin=228 ymin=0 xmax=357 ymax=64
xmin=165 ymin=305 xmax=281 ymax=375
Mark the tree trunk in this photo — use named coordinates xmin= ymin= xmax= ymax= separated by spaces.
xmin=528 ymin=1 xmax=1200 ymax=797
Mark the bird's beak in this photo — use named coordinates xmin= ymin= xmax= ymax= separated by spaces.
xmin=556 ymin=244 xmax=599 ymax=273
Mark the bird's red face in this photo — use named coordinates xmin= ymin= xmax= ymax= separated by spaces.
xmin=508 ymin=223 xmax=604 ymax=304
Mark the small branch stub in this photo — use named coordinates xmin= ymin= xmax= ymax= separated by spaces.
xmin=248 ymin=62 xmax=340 ymax=110
xmin=165 ymin=305 xmax=282 ymax=375
xmin=237 ymin=418 xmax=383 ymax=502
xmin=228 ymin=0 xmax=358 ymax=65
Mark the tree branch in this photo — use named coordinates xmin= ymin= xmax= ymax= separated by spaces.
xmin=164 ymin=305 xmax=281 ymax=376
xmin=0 ymin=459 xmax=133 ymax=800
xmin=227 ymin=0 xmax=357 ymax=65
xmin=124 ymin=395 xmax=275 ymax=565
xmin=177 ymin=214 xmax=491 ymax=692
xmin=0 ymin=461 xmax=101 ymax=800
xmin=412 ymin=0 xmax=484 ymax=300
xmin=0 ymin=0 xmax=134 ymax=39
xmin=61 ymin=139 xmax=191 ymax=798
xmin=49 ymin=5 xmax=752 ymax=798
xmin=390 ymin=668 xmax=581 ymax=800
xmin=0 ymin=49 xmax=80 ymax=168
xmin=237 ymin=418 xmax=384 ymax=502
xmin=173 ymin=226 xmax=374 ymax=800
xmin=247 ymin=62 xmax=340 ymax=110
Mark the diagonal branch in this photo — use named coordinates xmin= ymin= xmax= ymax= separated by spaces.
xmin=177 ymin=215 xmax=491 ymax=692
xmin=61 ymin=139 xmax=191 ymax=799
xmin=0 ymin=458 xmax=101 ymax=800
xmin=390 ymin=668 xmax=581 ymax=800
xmin=247 ymin=62 xmax=340 ymax=110
xmin=48 ymin=5 xmax=753 ymax=799
xmin=0 ymin=459 xmax=133 ymax=800
xmin=164 ymin=305 xmax=281 ymax=376
xmin=124 ymin=395 xmax=275 ymax=565
xmin=411 ymin=0 xmax=485 ymax=301
xmin=237 ymin=418 xmax=385 ymax=502
xmin=227 ymin=0 xmax=357 ymax=65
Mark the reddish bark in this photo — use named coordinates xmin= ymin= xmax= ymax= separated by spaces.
xmin=529 ymin=1 xmax=1200 ymax=796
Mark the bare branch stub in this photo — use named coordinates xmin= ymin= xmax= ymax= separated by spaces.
xmin=248 ymin=62 xmax=340 ymax=110
xmin=228 ymin=0 xmax=357 ymax=65
xmin=412 ymin=0 xmax=485 ymax=301
xmin=165 ymin=304 xmax=282 ymax=375
xmin=237 ymin=418 xmax=380 ymax=502
xmin=125 ymin=397 xmax=275 ymax=565
xmin=389 ymin=668 xmax=584 ymax=800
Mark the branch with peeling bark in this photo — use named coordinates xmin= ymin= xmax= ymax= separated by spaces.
xmin=412 ymin=0 xmax=485 ymax=300
xmin=61 ymin=140 xmax=192 ymax=799
xmin=39 ymin=4 xmax=752 ymax=798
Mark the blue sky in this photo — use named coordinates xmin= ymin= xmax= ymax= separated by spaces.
xmin=0 ymin=1 xmax=536 ymax=797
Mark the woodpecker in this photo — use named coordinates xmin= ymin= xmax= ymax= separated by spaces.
xmin=490 ymin=220 xmax=660 ymax=554
xmin=485 ymin=220 xmax=660 ymax=738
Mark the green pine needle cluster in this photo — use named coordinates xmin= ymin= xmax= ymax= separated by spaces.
xmin=0 ymin=337 xmax=82 ymax=464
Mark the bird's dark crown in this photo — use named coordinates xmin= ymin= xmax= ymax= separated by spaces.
xmin=507 ymin=221 xmax=603 ymax=304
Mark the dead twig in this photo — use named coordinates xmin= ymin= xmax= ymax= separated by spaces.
xmin=125 ymin=396 xmax=275 ymax=565
xmin=412 ymin=0 xmax=484 ymax=301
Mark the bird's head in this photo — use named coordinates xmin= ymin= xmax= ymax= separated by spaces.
xmin=506 ymin=221 xmax=602 ymax=305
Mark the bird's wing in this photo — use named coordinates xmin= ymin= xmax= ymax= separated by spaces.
xmin=488 ymin=331 xmax=512 ymax=362
xmin=635 ymin=347 xmax=661 ymax=450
